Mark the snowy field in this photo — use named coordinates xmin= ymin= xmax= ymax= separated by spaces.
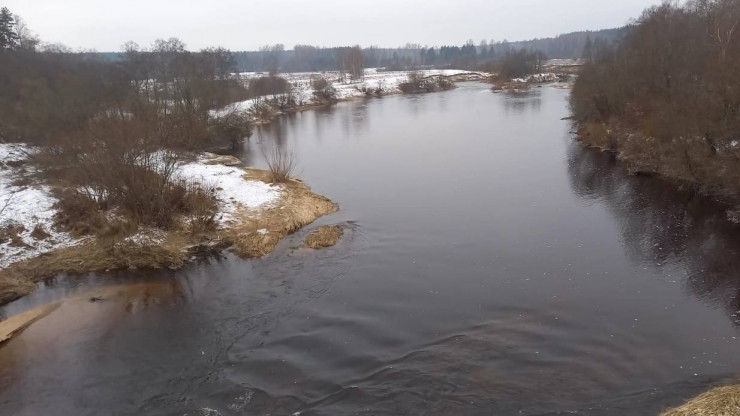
xmin=213 ymin=68 xmax=484 ymax=116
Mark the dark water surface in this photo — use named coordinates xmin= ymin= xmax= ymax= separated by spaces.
xmin=3 ymin=83 xmax=740 ymax=415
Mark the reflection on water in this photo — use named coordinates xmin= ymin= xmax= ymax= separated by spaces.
xmin=502 ymin=89 xmax=542 ymax=113
xmin=567 ymin=145 xmax=740 ymax=326
xmin=2 ymin=83 xmax=740 ymax=416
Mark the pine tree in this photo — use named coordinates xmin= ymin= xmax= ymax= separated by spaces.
xmin=0 ymin=7 xmax=19 ymax=50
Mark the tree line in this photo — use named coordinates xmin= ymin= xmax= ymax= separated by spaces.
xmin=0 ymin=8 xmax=252 ymax=231
xmin=571 ymin=0 xmax=740 ymax=200
xmin=92 ymin=28 xmax=623 ymax=74
xmin=229 ymin=28 xmax=622 ymax=72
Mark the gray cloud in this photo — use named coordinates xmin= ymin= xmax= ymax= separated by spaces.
xmin=6 ymin=0 xmax=659 ymax=51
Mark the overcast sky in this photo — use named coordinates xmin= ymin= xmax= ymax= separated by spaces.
xmin=6 ymin=0 xmax=660 ymax=51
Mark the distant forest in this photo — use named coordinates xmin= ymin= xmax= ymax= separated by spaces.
xmin=96 ymin=28 xmax=625 ymax=73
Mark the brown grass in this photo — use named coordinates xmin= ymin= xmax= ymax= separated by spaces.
xmin=660 ymin=385 xmax=740 ymax=416
xmin=303 ymin=225 xmax=343 ymax=249
xmin=228 ymin=168 xmax=338 ymax=257
xmin=30 ymin=224 xmax=51 ymax=240
xmin=181 ymin=180 xmax=219 ymax=235
xmin=51 ymin=189 xmax=110 ymax=237
xmin=0 ymin=235 xmax=190 ymax=305
xmin=1 ymin=223 xmax=28 ymax=248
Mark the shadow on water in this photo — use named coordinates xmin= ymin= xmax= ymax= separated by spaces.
xmin=567 ymin=144 xmax=740 ymax=326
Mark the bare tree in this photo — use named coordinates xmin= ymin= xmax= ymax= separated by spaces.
xmin=13 ymin=14 xmax=38 ymax=51
xmin=347 ymin=46 xmax=364 ymax=80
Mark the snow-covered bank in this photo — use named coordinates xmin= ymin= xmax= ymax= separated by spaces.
xmin=213 ymin=68 xmax=485 ymax=117
xmin=0 ymin=145 xmax=286 ymax=270
xmin=0 ymin=144 xmax=81 ymax=269
xmin=177 ymin=154 xmax=282 ymax=225
xmin=511 ymin=73 xmax=568 ymax=84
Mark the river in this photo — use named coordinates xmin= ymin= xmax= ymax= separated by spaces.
xmin=2 ymin=82 xmax=740 ymax=415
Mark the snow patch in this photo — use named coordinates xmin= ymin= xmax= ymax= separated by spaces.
xmin=0 ymin=143 xmax=82 ymax=269
xmin=176 ymin=156 xmax=282 ymax=225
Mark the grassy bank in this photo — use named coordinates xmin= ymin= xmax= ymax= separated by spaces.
xmin=575 ymin=121 xmax=740 ymax=212
xmin=0 ymin=158 xmax=337 ymax=306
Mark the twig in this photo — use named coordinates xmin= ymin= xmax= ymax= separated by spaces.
xmin=0 ymin=189 xmax=19 ymax=219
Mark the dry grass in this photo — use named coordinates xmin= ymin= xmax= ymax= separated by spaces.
xmin=660 ymin=385 xmax=740 ymax=416
xmin=228 ymin=168 xmax=338 ymax=257
xmin=30 ymin=224 xmax=51 ymax=240
xmin=265 ymin=146 xmax=297 ymax=183
xmin=184 ymin=182 xmax=219 ymax=235
xmin=0 ymin=235 xmax=190 ymax=305
xmin=1 ymin=223 xmax=28 ymax=248
xmin=303 ymin=225 xmax=343 ymax=249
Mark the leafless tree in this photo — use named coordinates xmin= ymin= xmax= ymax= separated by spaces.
xmin=13 ymin=14 xmax=38 ymax=50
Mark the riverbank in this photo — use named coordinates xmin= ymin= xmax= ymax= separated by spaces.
xmin=575 ymin=121 xmax=740 ymax=219
xmin=0 ymin=69 xmax=485 ymax=305
xmin=212 ymin=68 xmax=487 ymax=123
xmin=0 ymin=149 xmax=337 ymax=305
xmin=660 ymin=384 xmax=740 ymax=415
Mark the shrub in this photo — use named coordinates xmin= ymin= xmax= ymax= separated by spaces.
xmin=265 ymin=146 xmax=297 ymax=183
xmin=52 ymin=188 xmax=109 ymax=237
xmin=247 ymin=75 xmax=291 ymax=97
xmin=208 ymin=111 xmax=252 ymax=150
xmin=182 ymin=180 xmax=218 ymax=234
xmin=271 ymin=91 xmax=298 ymax=110
xmin=248 ymin=100 xmax=278 ymax=122
xmin=311 ymin=76 xmax=338 ymax=103
xmin=399 ymin=72 xmax=456 ymax=93
xmin=311 ymin=76 xmax=329 ymax=91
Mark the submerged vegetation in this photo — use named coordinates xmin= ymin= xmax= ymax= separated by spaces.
xmin=571 ymin=0 xmax=740 ymax=202
xmin=303 ymin=224 xmax=343 ymax=249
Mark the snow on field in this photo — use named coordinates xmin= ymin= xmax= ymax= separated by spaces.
xmin=0 ymin=144 xmax=81 ymax=269
xmin=213 ymin=68 xmax=483 ymax=117
xmin=512 ymin=73 xmax=562 ymax=84
xmin=545 ymin=58 xmax=584 ymax=67
xmin=177 ymin=155 xmax=282 ymax=225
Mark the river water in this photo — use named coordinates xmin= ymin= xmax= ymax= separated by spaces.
xmin=2 ymin=82 xmax=740 ymax=415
